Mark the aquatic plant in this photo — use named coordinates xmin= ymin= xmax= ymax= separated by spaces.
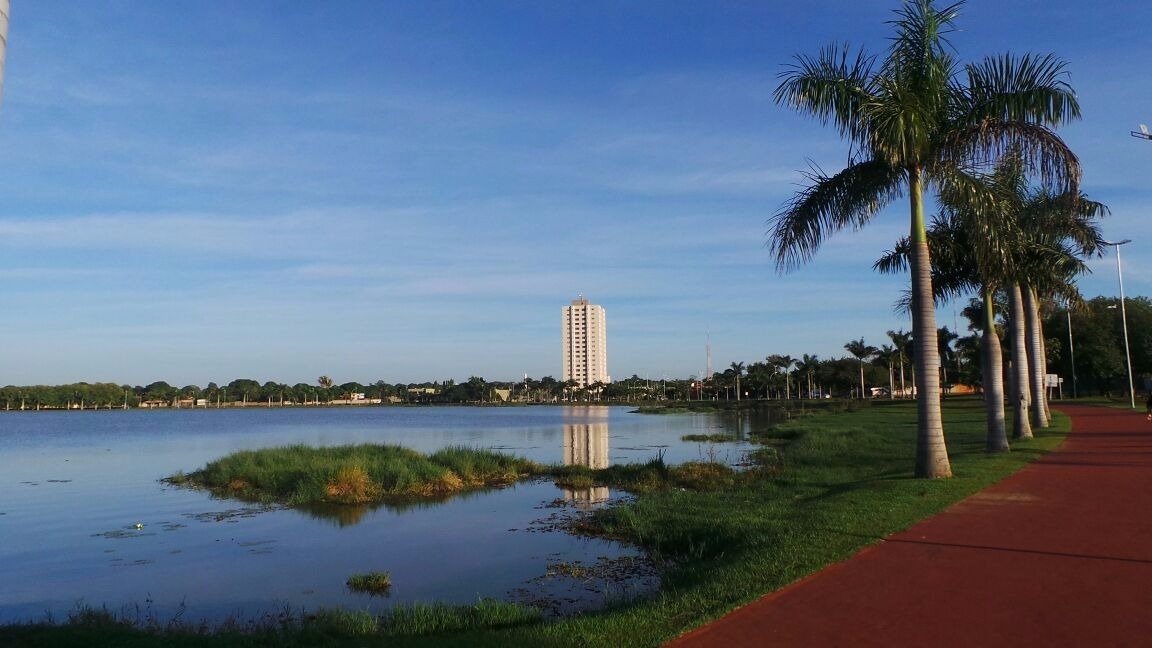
xmin=680 ymin=433 xmax=738 ymax=443
xmin=345 ymin=571 xmax=391 ymax=596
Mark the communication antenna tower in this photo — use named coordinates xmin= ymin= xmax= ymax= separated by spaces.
xmin=705 ymin=333 xmax=713 ymax=380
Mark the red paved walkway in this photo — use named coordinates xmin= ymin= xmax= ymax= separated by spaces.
xmin=669 ymin=405 xmax=1152 ymax=647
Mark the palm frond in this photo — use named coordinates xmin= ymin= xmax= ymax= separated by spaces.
xmin=775 ymin=43 xmax=877 ymax=144
xmin=883 ymin=0 xmax=963 ymax=80
xmin=939 ymin=120 xmax=1081 ymax=195
xmin=964 ymin=52 xmax=1080 ymax=127
xmin=1023 ymin=190 xmax=1109 ymax=257
xmin=768 ymin=159 xmax=903 ymax=272
xmin=874 ymin=239 xmax=910 ymax=275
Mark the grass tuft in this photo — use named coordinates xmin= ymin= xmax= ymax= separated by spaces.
xmin=345 ymin=571 xmax=392 ymax=596
xmin=680 ymin=433 xmax=738 ymax=443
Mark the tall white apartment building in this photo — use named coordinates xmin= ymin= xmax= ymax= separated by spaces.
xmin=562 ymin=296 xmax=609 ymax=387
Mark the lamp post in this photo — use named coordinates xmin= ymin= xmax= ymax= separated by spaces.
xmin=1103 ymin=239 xmax=1136 ymax=409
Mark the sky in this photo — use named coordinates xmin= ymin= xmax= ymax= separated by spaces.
xmin=0 ymin=0 xmax=1148 ymax=388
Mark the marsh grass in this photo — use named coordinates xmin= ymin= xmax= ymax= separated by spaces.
xmin=166 ymin=444 xmax=545 ymax=505
xmin=3 ymin=600 xmax=542 ymax=647
xmin=680 ymin=433 xmax=738 ymax=443
xmin=554 ymin=446 xmax=768 ymax=495
xmin=346 ymin=571 xmax=392 ymax=596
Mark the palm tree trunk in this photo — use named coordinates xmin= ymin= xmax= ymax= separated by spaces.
xmin=899 ymin=359 xmax=906 ymax=398
xmin=1023 ymin=285 xmax=1049 ymax=428
xmin=1008 ymin=284 xmax=1033 ymax=439
xmin=1040 ymin=328 xmax=1052 ymax=418
xmin=909 ymin=171 xmax=951 ymax=478
xmin=982 ymin=287 xmax=1009 ymax=452
xmin=859 ymin=361 xmax=865 ymax=399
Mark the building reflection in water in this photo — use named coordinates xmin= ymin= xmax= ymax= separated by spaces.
xmin=562 ymin=423 xmax=611 ymax=508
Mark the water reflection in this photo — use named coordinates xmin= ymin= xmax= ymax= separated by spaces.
xmin=296 ymin=489 xmax=494 ymax=526
xmin=298 ymin=502 xmax=376 ymax=527
xmin=562 ymin=423 xmax=611 ymax=508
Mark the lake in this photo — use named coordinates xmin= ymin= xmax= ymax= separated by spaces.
xmin=0 ymin=405 xmax=763 ymax=625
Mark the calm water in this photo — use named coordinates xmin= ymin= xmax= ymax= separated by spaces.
xmin=0 ymin=405 xmax=762 ymax=624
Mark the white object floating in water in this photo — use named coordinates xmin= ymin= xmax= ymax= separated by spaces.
xmin=134 ymin=523 xmax=144 ymax=529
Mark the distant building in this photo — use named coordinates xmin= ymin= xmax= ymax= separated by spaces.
xmin=562 ymin=295 xmax=609 ymax=387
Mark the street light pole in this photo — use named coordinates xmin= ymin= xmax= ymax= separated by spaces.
xmin=1103 ymin=239 xmax=1136 ymax=409
xmin=1066 ymin=309 xmax=1077 ymax=399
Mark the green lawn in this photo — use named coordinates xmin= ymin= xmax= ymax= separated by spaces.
xmin=0 ymin=398 xmax=1069 ymax=647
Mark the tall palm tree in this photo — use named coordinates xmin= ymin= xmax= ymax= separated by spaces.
xmin=876 ymin=344 xmax=898 ymax=399
xmin=796 ymin=354 xmax=820 ymax=399
xmin=778 ymin=355 xmax=796 ymax=399
xmin=886 ymin=329 xmax=912 ymax=398
xmin=747 ymin=360 xmax=773 ymax=399
xmin=1018 ymin=191 xmax=1107 ymax=427
xmin=937 ymin=326 xmax=959 ymax=389
xmin=1006 ymin=284 xmax=1033 ymax=439
xmin=844 ymin=338 xmax=878 ymax=399
xmin=877 ymin=153 xmax=1092 ymax=452
xmin=878 ymin=210 xmax=1015 ymax=451
xmin=765 ymin=354 xmax=788 ymax=399
xmin=730 ymin=362 xmax=745 ymax=401
xmin=770 ymin=0 xmax=1080 ymax=477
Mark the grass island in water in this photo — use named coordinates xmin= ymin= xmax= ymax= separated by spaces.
xmin=165 ymin=444 xmax=546 ymax=505
xmin=166 ymin=440 xmax=760 ymax=507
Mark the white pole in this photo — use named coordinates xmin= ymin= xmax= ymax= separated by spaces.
xmin=0 ymin=0 xmax=9 ymax=109
xmin=1066 ymin=310 xmax=1077 ymax=398
xmin=1104 ymin=239 xmax=1136 ymax=408
xmin=1116 ymin=243 xmax=1136 ymax=409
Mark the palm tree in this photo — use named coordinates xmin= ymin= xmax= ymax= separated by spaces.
xmin=937 ymin=326 xmax=959 ymax=389
xmin=746 ymin=360 xmax=773 ymax=399
xmin=1006 ymin=284 xmax=1033 ymax=439
xmin=886 ymin=329 xmax=912 ymax=398
xmin=763 ymin=355 xmax=782 ymax=398
xmin=1018 ymin=191 xmax=1107 ymax=427
xmin=730 ymin=362 xmax=745 ymax=401
xmin=878 ymin=207 xmax=1015 ymax=451
xmin=796 ymin=354 xmax=820 ymax=399
xmin=770 ymin=0 xmax=1080 ymax=477
xmin=844 ymin=338 xmax=878 ymax=399
xmin=877 ymin=344 xmax=898 ymax=399
xmin=1021 ymin=288 xmax=1048 ymax=426
xmin=877 ymin=153 xmax=1093 ymax=452
xmin=779 ymin=355 xmax=796 ymax=399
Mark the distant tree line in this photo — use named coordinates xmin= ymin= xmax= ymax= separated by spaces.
xmin=3 ymin=295 xmax=1147 ymax=411
xmin=709 ymin=295 xmax=1152 ymax=407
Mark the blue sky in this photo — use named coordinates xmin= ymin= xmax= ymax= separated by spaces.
xmin=0 ymin=1 xmax=1148 ymax=388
